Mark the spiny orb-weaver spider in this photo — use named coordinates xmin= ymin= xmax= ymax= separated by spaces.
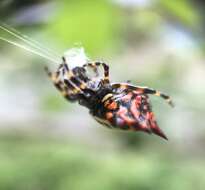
xmin=45 ymin=56 xmax=174 ymax=140
xmin=0 ymin=22 xmax=173 ymax=140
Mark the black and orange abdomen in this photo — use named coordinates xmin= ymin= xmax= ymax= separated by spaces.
xmin=97 ymin=92 xmax=168 ymax=140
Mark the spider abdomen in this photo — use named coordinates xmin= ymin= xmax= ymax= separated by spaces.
xmin=93 ymin=91 xmax=168 ymax=140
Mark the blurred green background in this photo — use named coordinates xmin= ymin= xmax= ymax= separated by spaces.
xmin=0 ymin=0 xmax=205 ymax=189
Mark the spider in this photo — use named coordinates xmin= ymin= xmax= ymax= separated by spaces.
xmin=0 ymin=23 xmax=173 ymax=140
xmin=45 ymin=57 xmax=174 ymax=140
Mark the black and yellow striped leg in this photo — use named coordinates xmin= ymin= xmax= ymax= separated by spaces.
xmin=111 ymin=83 xmax=174 ymax=107
xmin=45 ymin=66 xmax=78 ymax=101
xmin=83 ymin=62 xmax=110 ymax=84
xmin=62 ymin=57 xmax=89 ymax=95
xmin=140 ymin=87 xmax=174 ymax=107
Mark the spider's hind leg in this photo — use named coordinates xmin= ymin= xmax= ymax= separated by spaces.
xmin=111 ymin=83 xmax=174 ymax=107
xmin=143 ymin=87 xmax=174 ymax=107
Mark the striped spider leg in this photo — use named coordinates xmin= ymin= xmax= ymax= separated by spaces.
xmin=61 ymin=57 xmax=91 ymax=95
xmin=45 ymin=64 xmax=78 ymax=102
xmin=45 ymin=59 xmax=111 ymax=104
xmin=111 ymin=83 xmax=174 ymax=107
xmin=45 ymin=56 xmax=90 ymax=102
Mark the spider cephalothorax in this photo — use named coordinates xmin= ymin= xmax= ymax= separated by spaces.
xmin=46 ymin=57 xmax=173 ymax=140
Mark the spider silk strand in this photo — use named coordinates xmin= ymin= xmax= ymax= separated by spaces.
xmin=0 ymin=36 xmax=59 ymax=64
xmin=0 ymin=22 xmax=60 ymax=64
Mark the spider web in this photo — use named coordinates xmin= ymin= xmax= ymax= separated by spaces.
xmin=63 ymin=47 xmax=90 ymax=69
xmin=0 ymin=22 xmax=89 ymax=69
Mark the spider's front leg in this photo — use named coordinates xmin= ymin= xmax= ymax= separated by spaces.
xmin=45 ymin=66 xmax=78 ymax=102
xmin=45 ymin=64 xmax=63 ymax=91
xmin=61 ymin=58 xmax=88 ymax=95
xmin=83 ymin=61 xmax=110 ymax=84
xmin=111 ymin=83 xmax=174 ymax=107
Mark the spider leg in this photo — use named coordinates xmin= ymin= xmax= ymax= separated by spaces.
xmin=45 ymin=66 xmax=78 ymax=101
xmin=83 ymin=61 xmax=110 ymax=84
xmin=45 ymin=65 xmax=62 ymax=91
xmin=111 ymin=83 xmax=174 ymax=107
xmin=62 ymin=57 xmax=92 ymax=97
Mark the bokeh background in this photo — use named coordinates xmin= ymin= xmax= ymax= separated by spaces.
xmin=0 ymin=0 xmax=205 ymax=189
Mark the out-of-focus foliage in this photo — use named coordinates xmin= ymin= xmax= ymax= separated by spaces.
xmin=48 ymin=0 xmax=119 ymax=56
xmin=0 ymin=135 xmax=204 ymax=190
xmin=158 ymin=0 xmax=199 ymax=27
xmin=0 ymin=0 xmax=205 ymax=190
